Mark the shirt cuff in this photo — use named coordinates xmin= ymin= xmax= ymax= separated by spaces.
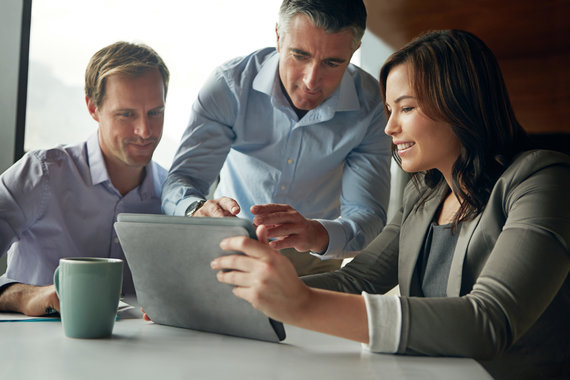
xmin=361 ymin=292 xmax=402 ymax=353
xmin=309 ymin=219 xmax=346 ymax=259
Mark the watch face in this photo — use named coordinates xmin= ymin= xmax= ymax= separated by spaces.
xmin=186 ymin=200 xmax=205 ymax=216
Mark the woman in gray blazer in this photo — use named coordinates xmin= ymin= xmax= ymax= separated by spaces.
xmin=211 ymin=30 xmax=570 ymax=378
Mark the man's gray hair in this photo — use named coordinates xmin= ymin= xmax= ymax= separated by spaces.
xmin=277 ymin=0 xmax=367 ymax=51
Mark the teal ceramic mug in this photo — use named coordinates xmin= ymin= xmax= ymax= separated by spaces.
xmin=53 ymin=257 xmax=123 ymax=338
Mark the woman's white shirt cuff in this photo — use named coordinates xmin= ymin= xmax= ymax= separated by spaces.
xmin=361 ymin=292 xmax=401 ymax=353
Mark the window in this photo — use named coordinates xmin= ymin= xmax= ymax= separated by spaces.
xmin=25 ymin=0 xmax=283 ymax=169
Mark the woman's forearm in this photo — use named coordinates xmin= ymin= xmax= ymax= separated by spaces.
xmin=289 ymin=287 xmax=369 ymax=344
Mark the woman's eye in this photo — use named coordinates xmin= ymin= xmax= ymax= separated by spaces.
xmin=402 ymin=107 xmax=414 ymax=113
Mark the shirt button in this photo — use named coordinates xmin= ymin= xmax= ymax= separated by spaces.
xmin=287 ymin=159 xmax=293 ymax=164
xmin=281 ymin=185 xmax=286 ymax=191
xmin=114 ymin=237 xmax=119 ymax=244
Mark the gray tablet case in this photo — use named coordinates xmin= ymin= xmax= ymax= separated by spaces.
xmin=114 ymin=213 xmax=286 ymax=343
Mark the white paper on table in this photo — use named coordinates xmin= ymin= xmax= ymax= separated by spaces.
xmin=0 ymin=300 xmax=133 ymax=322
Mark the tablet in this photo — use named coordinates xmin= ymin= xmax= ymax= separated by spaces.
xmin=114 ymin=213 xmax=285 ymax=342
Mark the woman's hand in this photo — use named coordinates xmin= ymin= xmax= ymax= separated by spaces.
xmin=212 ymin=225 xmax=370 ymax=344
xmin=211 ymin=228 xmax=312 ymax=324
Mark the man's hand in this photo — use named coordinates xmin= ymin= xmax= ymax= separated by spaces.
xmin=0 ymin=283 xmax=59 ymax=316
xmin=251 ymin=204 xmax=329 ymax=253
xmin=192 ymin=197 xmax=240 ymax=217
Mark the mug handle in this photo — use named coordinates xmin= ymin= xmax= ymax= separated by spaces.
xmin=53 ymin=266 xmax=61 ymax=298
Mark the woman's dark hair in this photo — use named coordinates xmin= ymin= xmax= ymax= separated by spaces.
xmin=379 ymin=29 xmax=528 ymax=224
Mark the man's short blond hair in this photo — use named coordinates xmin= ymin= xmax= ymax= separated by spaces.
xmin=85 ymin=41 xmax=169 ymax=108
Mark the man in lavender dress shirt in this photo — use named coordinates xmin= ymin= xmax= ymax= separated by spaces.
xmin=0 ymin=41 xmax=169 ymax=316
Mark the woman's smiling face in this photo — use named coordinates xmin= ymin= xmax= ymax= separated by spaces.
xmin=384 ymin=63 xmax=462 ymax=182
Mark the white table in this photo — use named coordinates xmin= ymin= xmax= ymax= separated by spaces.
xmin=1 ymin=309 xmax=491 ymax=380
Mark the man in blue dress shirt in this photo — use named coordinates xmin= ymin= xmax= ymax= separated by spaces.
xmin=162 ymin=0 xmax=392 ymax=275
xmin=0 ymin=41 xmax=169 ymax=316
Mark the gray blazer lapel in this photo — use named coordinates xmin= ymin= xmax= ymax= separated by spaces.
xmin=399 ymin=194 xmax=441 ymax=296
xmin=446 ymin=213 xmax=483 ymax=296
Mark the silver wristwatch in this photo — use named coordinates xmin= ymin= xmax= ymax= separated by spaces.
xmin=185 ymin=200 xmax=206 ymax=217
